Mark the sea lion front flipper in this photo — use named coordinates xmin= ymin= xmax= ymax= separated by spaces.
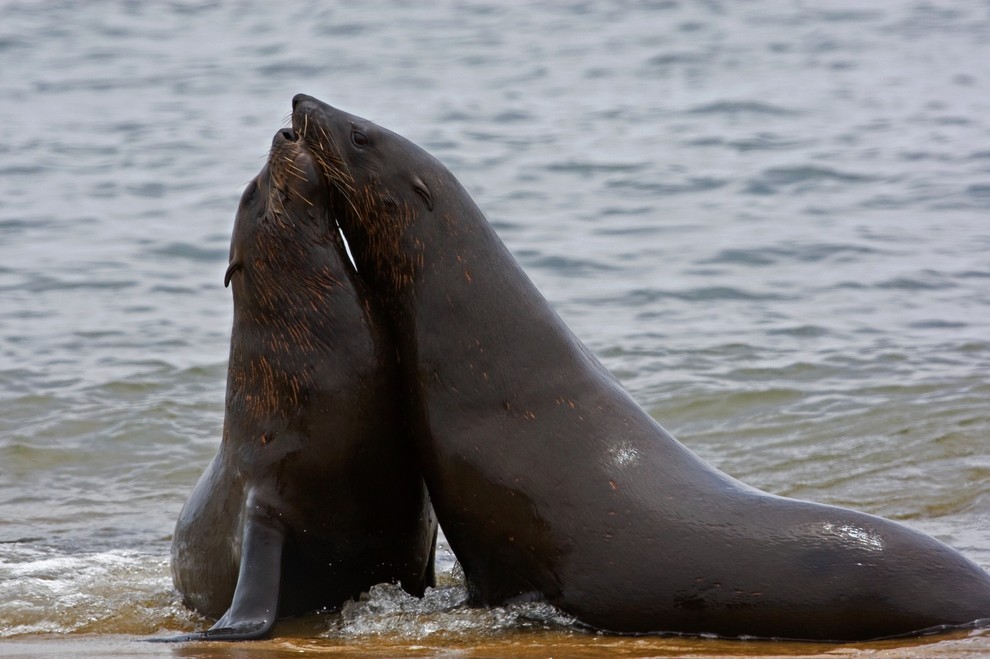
xmin=149 ymin=494 xmax=285 ymax=642
xmin=200 ymin=493 xmax=285 ymax=640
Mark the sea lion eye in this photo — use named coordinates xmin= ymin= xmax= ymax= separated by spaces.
xmin=351 ymin=130 xmax=369 ymax=148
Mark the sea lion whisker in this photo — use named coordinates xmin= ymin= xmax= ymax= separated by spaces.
xmin=283 ymin=162 xmax=308 ymax=183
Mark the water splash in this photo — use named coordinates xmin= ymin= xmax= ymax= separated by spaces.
xmin=0 ymin=543 xmax=198 ymax=637
xmin=324 ymin=581 xmax=576 ymax=641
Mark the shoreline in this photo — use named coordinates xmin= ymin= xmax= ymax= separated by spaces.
xmin=3 ymin=627 xmax=989 ymax=659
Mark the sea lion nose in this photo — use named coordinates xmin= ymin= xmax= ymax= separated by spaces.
xmin=272 ymin=128 xmax=297 ymax=148
xmin=292 ymin=94 xmax=313 ymax=111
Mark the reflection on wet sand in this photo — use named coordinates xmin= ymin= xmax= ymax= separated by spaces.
xmin=2 ymin=626 xmax=989 ymax=659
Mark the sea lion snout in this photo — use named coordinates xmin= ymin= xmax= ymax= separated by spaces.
xmin=274 ymin=127 xmax=297 ymax=146
xmin=292 ymin=93 xmax=317 ymax=112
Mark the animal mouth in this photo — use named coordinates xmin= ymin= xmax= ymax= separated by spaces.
xmin=225 ymin=123 xmax=325 ymax=289
xmin=289 ymin=98 xmax=358 ymax=229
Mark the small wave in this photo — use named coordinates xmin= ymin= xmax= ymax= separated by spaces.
xmin=908 ymin=319 xmax=968 ymax=330
xmin=33 ymin=74 xmax=173 ymax=95
xmin=745 ymin=165 xmax=878 ymax=195
xmin=766 ymin=325 xmax=830 ymax=338
xmin=492 ymin=109 xmax=533 ymax=124
xmin=607 ymin=176 xmax=729 ymax=196
xmin=645 ymin=50 xmax=709 ymax=69
xmin=0 ymin=544 xmax=194 ymax=637
xmin=876 ymin=272 xmax=956 ymax=291
xmin=623 ymin=286 xmax=784 ymax=304
xmin=685 ymin=133 xmax=807 ymax=153
xmin=313 ymin=22 xmax=372 ymax=37
xmin=0 ymin=164 xmax=46 ymax=177
xmin=126 ymin=182 xmax=167 ymax=199
xmin=15 ymin=273 xmax=137 ymax=294
xmin=0 ymin=36 xmax=30 ymax=52
xmin=687 ymin=101 xmax=802 ymax=117
xmin=148 ymin=241 xmax=227 ymax=262
xmin=545 ymin=161 xmax=648 ymax=175
xmin=814 ymin=9 xmax=884 ymax=23
xmin=520 ymin=253 xmax=618 ymax=276
xmin=655 ymin=387 xmax=806 ymax=421
xmin=256 ymin=61 xmax=331 ymax=78
xmin=700 ymin=242 xmax=879 ymax=267
xmin=967 ymin=184 xmax=990 ymax=199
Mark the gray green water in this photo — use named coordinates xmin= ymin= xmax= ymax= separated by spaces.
xmin=1 ymin=1 xmax=989 ymax=656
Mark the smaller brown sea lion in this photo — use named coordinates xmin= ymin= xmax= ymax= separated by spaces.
xmin=158 ymin=127 xmax=436 ymax=641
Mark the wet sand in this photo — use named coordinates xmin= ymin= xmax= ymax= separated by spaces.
xmin=3 ymin=626 xmax=990 ymax=659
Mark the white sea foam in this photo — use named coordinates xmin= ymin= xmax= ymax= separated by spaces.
xmin=324 ymin=582 xmax=576 ymax=641
xmin=0 ymin=544 xmax=195 ymax=637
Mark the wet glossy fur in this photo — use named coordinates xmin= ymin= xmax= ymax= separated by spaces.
xmin=290 ymin=92 xmax=990 ymax=642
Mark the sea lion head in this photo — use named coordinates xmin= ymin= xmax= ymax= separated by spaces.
xmin=224 ymin=126 xmax=342 ymax=312
xmin=290 ymin=93 xmax=442 ymax=294
xmin=221 ymin=128 xmax=352 ymax=428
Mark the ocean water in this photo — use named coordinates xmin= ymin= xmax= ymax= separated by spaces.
xmin=1 ymin=1 xmax=989 ymax=656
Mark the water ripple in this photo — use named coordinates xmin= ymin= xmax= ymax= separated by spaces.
xmin=0 ymin=545 xmax=191 ymax=637
xmin=2 ymin=0 xmax=989 ymax=649
xmin=700 ymin=242 xmax=880 ymax=267
xmin=745 ymin=165 xmax=880 ymax=194
xmin=686 ymin=101 xmax=804 ymax=117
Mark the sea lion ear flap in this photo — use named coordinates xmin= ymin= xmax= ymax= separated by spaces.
xmin=412 ymin=176 xmax=434 ymax=211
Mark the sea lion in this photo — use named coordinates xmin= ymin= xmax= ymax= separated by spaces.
xmin=289 ymin=92 xmax=990 ymax=642
xmin=162 ymin=126 xmax=437 ymax=641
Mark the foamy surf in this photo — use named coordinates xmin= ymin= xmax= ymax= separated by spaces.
xmin=325 ymin=582 xmax=577 ymax=641
xmin=0 ymin=543 xmax=197 ymax=637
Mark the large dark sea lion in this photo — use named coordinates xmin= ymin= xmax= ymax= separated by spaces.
xmin=162 ymin=127 xmax=437 ymax=641
xmin=289 ymin=93 xmax=990 ymax=642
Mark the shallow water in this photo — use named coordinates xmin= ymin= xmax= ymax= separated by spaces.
xmin=2 ymin=1 xmax=989 ymax=656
